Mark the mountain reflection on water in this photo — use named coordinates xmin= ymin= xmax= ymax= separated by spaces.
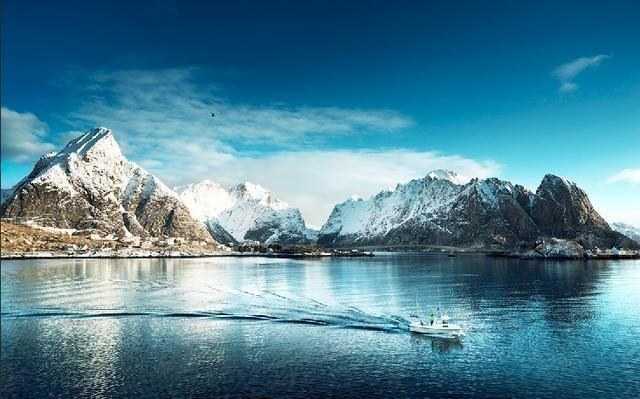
xmin=2 ymin=255 xmax=639 ymax=398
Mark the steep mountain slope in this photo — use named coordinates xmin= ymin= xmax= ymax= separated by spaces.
xmin=320 ymin=173 xmax=464 ymax=245
xmin=177 ymin=181 xmax=314 ymax=244
xmin=530 ymin=175 xmax=608 ymax=236
xmin=528 ymin=174 xmax=628 ymax=249
xmin=1 ymin=128 xmax=213 ymax=242
xmin=319 ymin=171 xmax=637 ymax=249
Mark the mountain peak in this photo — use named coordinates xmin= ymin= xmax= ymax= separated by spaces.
xmin=1 ymin=127 xmax=213 ymax=243
xmin=540 ymin=174 xmax=575 ymax=189
xmin=232 ymin=182 xmax=289 ymax=209
xmin=426 ymin=169 xmax=467 ymax=185
xmin=59 ymin=127 xmax=121 ymax=159
xmin=235 ymin=181 xmax=269 ymax=197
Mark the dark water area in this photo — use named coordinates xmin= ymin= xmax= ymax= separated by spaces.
xmin=1 ymin=255 xmax=639 ymax=398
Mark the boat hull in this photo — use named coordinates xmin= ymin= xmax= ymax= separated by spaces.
xmin=409 ymin=322 xmax=463 ymax=338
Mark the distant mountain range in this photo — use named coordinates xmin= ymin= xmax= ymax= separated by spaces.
xmin=611 ymin=223 xmax=640 ymax=243
xmin=318 ymin=170 xmax=638 ymax=250
xmin=175 ymin=180 xmax=316 ymax=245
xmin=1 ymin=128 xmax=638 ymax=250
xmin=0 ymin=128 xmax=315 ymax=247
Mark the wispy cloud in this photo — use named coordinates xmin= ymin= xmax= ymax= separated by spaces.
xmin=552 ymin=54 xmax=610 ymax=93
xmin=608 ymin=168 xmax=640 ymax=185
xmin=69 ymin=68 xmax=413 ymax=151
xmin=1 ymin=107 xmax=55 ymax=162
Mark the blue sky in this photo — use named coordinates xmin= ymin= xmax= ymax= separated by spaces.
xmin=2 ymin=0 xmax=639 ymax=225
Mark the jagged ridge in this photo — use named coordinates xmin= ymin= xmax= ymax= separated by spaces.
xmin=176 ymin=180 xmax=316 ymax=244
xmin=318 ymin=171 xmax=638 ymax=249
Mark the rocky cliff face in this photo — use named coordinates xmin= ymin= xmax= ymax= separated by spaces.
xmin=528 ymin=175 xmax=630 ymax=249
xmin=1 ymin=128 xmax=214 ymax=242
xmin=531 ymin=175 xmax=606 ymax=235
xmin=319 ymin=171 xmax=637 ymax=249
xmin=176 ymin=180 xmax=315 ymax=244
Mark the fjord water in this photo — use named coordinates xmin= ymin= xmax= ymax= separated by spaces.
xmin=1 ymin=255 xmax=639 ymax=398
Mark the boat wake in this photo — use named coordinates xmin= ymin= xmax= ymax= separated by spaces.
xmin=1 ymin=287 xmax=411 ymax=333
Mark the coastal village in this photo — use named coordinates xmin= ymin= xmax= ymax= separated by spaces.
xmin=0 ymin=220 xmax=374 ymax=259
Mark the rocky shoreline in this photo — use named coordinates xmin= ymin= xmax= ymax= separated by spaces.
xmin=486 ymin=237 xmax=640 ymax=260
xmin=0 ymin=250 xmax=375 ymax=260
xmin=2 ymin=222 xmax=637 ymax=262
xmin=4 ymin=249 xmax=637 ymax=261
xmin=0 ymin=221 xmax=375 ymax=260
xmin=486 ymin=251 xmax=640 ymax=260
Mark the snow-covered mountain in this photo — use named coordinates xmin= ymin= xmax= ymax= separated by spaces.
xmin=611 ymin=223 xmax=640 ymax=243
xmin=1 ymin=128 xmax=213 ymax=242
xmin=319 ymin=171 xmax=636 ymax=249
xmin=320 ymin=171 xmax=464 ymax=242
xmin=176 ymin=180 xmax=315 ymax=244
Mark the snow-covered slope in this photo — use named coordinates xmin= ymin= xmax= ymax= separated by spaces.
xmin=1 ymin=128 xmax=213 ymax=242
xmin=177 ymin=181 xmax=314 ymax=244
xmin=319 ymin=171 xmax=635 ymax=249
xmin=320 ymin=172 xmax=463 ymax=239
xmin=174 ymin=180 xmax=235 ymax=221
xmin=611 ymin=222 xmax=640 ymax=243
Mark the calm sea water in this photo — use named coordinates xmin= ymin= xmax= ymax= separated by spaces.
xmin=1 ymin=255 xmax=639 ymax=398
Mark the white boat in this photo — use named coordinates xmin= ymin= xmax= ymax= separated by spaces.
xmin=409 ymin=314 xmax=463 ymax=338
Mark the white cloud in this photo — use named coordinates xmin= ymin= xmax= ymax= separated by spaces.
xmin=553 ymin=55 xmax=610 ymax=81
xmin=1 ymin=107 xmax=55 ymax=162
xmin=552 ymin=54 xmax=610 ymax=93
xmin=608 ymin=168 xmax=640 ymax=185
